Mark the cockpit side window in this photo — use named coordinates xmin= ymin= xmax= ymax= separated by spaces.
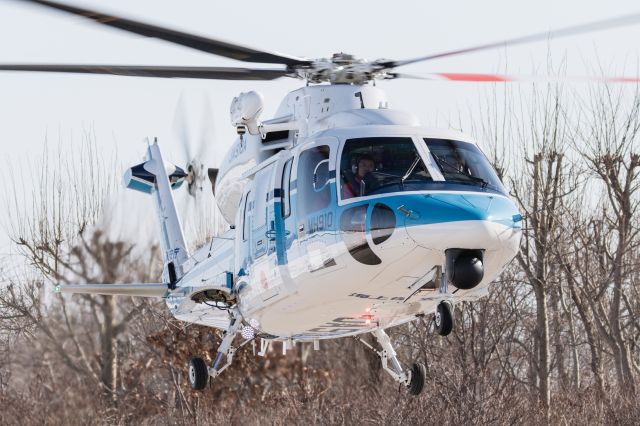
xmin=340 ymin=137 xmax=433 ymax=199
xmin=297 ymin=145 xmax=332 ymax=218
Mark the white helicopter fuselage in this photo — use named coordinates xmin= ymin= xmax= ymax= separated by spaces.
xmin=16 ymin=0 xmax=632 ymax=394
xmin=214 ymin=85 xmax=399 ymax=224
xmin=166 ymin=84 xmax=522 ymax=342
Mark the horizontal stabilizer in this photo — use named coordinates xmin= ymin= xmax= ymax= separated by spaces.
xmin=123 ymin=160 xmax=186 ymax=194
xmin=55 ymin=283 xmax=169 ymax=298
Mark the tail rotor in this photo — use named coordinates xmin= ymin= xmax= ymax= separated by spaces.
xmin=171 ymin=90 xmax=217 ymax=244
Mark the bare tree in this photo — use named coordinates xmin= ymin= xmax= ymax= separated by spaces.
xmin=574 ymin=85 xmax=640 ymax=394
xmin=2 ymin=86 xmax=640 ymax=424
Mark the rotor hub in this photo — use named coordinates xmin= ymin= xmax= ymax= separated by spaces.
xmin=298 ymin=54 xmax=393 ymax=85
xmin=186 ymin=161 xmax=205 ymax=196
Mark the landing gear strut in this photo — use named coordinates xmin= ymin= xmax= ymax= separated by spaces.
xmin=434 ymin=265 xmax=454 ymax=336
xmin=359 ymin=328 xmax=426 ymax=396
xmin=187 ymin=307 xmax=251 ymax=391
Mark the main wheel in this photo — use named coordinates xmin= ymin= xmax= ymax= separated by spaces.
xmin=435 ymin=302 xmax=453 ymax=336
xmin=188 ymin=357 xmax=208 ymax=390
xmin=407 ymin=362 xmax=426 ymax=396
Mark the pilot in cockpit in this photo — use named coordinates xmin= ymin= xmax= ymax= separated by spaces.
xmin=342 ymin=154 xmax=375 ymax=199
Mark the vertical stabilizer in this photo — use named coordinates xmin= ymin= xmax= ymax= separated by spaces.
xmin=144 ymin=139 xmax=190 ymax=285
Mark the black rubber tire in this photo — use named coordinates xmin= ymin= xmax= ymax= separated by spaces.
xmin=188 ymin=357 xmax=208 ymax=390
xmin=408 ymin=362 xmax=426 ymax=396
xmin=435 ymin=302 xmax=453 ymax=336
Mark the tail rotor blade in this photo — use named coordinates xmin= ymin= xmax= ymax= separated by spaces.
xmin=196 ymin=92 xmax=215 ymax=162
xmin=172 ymin=91 xmax=192 ymax=163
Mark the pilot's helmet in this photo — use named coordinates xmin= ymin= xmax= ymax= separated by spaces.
xmin=356 ymin=153 xmax=375 ymax=169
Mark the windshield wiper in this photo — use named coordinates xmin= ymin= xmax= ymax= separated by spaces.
xmin=402 ymin=154 xmax=422 ymax=183
xmin=431 ymin=154 xmax=488 ymax=188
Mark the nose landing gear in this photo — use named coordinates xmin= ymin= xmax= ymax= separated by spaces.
xmin=434 ymin=301 xmax=453 ymax=336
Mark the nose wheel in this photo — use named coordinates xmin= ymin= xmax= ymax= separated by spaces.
xmin=188 ymin=357 xmax=208 ymax=390
xmin=435 ymin=301 xmax=453 ymax=336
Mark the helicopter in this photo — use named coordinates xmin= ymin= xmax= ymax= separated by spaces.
xmin=3 ymin=0 xmax=640 ymax=396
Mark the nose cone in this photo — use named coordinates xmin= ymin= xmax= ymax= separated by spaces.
xmin=402 ymin=193 xmax=521 ymax=251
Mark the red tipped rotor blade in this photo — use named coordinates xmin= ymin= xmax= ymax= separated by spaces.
xmin=394 ymin=72 xmax=640 ymax=83
xmin=435 ymin=73 xmax=514 ymax=82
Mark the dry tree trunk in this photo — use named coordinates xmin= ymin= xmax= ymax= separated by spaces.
xmin=514 ymin=147 xmax=568 ymax=416
xmin=558 ymin=279 xmax=581 ymax=389
xmin=504 ymin=79 xmax=588 ymax=422
xmin=578 ymin=85 xmax=640 ymax=395
xmin=2 ymin=133 xmax=155 ymax=411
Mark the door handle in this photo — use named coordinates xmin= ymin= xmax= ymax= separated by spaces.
xmin=398 ymin=205 xmax=419 ymax=219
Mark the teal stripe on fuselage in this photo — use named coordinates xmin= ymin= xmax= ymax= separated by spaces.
xmin=278 ymin=190 xmax=520 ymax=264
xmin=386 ymin=193 xmax=521 ymax=229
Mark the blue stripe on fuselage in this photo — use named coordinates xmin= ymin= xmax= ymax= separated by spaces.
xmin=388 ymin=193 xmax=521 ymax=229
xmin=276 ymin=190 xmax=521 ymax=269
xmin=332 ymin=192 xmax=520 ymax=231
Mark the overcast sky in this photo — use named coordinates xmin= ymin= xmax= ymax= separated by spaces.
xmin=1 ymin=0 xmax=639 ymax=265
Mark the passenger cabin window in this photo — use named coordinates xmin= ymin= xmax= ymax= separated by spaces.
xmin=253 ymin=165 xmax=274 ymax=230
xmin=340 ymin=137 xmax=432 ymax=199
xmin=281 ymin=158 xmax=293 ymax=218
xmin=297 ymin=146 xmax=331 ymax=218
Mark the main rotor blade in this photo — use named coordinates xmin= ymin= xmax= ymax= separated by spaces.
xmin=393 ymin=72 xmax=640 ymax=83
xmin=12 ymin=0 xmax=311 ymax=66
xmin=387 ymin=12 xmax=640 ymax=68
xmin=0 ymin=64 xmax=290 ymax=80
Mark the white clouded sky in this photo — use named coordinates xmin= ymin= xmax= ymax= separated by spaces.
xmin=0 ymin=0 xmax=639 ymax=263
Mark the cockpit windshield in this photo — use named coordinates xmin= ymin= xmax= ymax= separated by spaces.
xmin=423 ymin=138 xmax=506 ymax=194
xmin=339 ymin=136 xmax=507 ymax=200
xmin=340 ymin=137 xmax=433 ymax=199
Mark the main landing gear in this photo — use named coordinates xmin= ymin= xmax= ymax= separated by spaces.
xmin=188 ymin=357 xmax=208 ymax=390
xmin=188 ymin=307 xmax=251 ymax=390
xmin=359 ymin=328 xmax=426 ymax=396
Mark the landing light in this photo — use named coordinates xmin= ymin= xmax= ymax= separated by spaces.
xmin=362 ymin=312 xmax=374 ymax=326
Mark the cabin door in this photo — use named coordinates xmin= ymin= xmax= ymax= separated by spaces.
xmin=293 ymin=137 xmax=340 ymax=274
